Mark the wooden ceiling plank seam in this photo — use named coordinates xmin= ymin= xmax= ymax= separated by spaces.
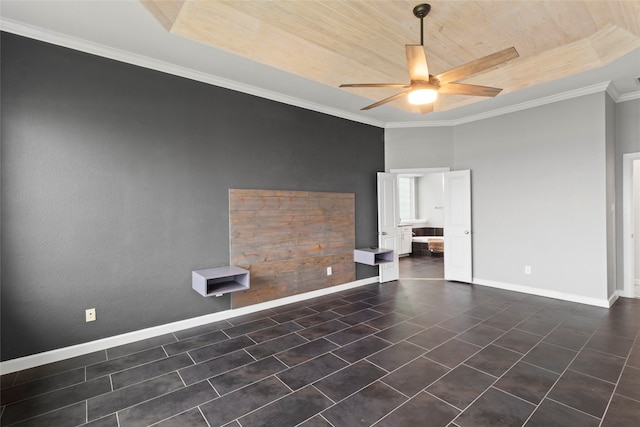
xmin=176 ymin=0 xmax=404 ymax=88
xmin=275 ymin=1 xmax=413 ymax=77
xmin=142 ymin=0 xmax=186 ymax=31
xmin=312 ymin=1 xmax=411 ymax=73
xmin=264 ymin=1 xmax=408 ymax=79
xmin=541 ymin=0 xmax=598 ymax=44
xmin=216 ymin=0 xmax=409 ymax=81
xmin=417 ymin=1 xmax=527 ymax=74
xmin=586 ymin=1 xmax=640 ymax=35
xmin=587 ymin=24 xmax=640 ymax=65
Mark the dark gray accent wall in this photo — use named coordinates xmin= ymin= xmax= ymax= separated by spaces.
xmin=1 ymin=33 xmax=383 ymax=361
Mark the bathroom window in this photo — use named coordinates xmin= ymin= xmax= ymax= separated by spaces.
xmin=398 ymin=176 xmax=416 ymax=221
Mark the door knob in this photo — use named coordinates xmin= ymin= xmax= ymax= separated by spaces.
xmin=381 ymin=232 xmax=387 ymax=235
xmin=464 ymin=230 xmax=470 ymax=234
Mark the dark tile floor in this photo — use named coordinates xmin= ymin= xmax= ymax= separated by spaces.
xmin=2 ymin=256 xmax=640 ymax=426
xmin=399 ymin=253 xmax=444 ymax=279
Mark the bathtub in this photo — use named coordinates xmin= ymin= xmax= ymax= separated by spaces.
xmin=412 ymin=235 xmax=444 ymax=255
xmin=412 ymin=236 xmax=443 ymax=243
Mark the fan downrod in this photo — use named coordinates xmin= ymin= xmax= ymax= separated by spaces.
xmin=413 ymin=4 xmax=431 ymax=46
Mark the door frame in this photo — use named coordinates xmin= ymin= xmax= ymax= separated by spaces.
xmin=389 ymin=167 xmax=451 ymax=279
xmin=622 ymin=152 xmax=640 ymax=298
xmin=390 ymin=167 xmax=451 ymax=175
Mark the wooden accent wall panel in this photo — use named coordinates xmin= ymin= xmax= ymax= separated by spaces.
xmin=229 ymin=189 xmax=355 ymax=308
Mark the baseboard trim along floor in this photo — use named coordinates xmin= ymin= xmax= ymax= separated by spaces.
xmin=472 ymin=278 xmax=616 ymax=309
xmin=1 ymin=268 xmax=623 ymax=374
xmin=0 ymin=277 xmax=379 ymax=374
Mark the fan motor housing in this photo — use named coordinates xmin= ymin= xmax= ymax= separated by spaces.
xmin=413 ymin=4 xmax=431 ymax=19
xmin=411 ymin=78 xmax=440 ymax=91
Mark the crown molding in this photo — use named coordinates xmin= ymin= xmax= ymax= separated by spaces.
xmin=607 ymin=79 xmax=640 ymax=103
xmin=0 ymin=19 xmax=385 ymax=128
xmin=2 ymin=19 xmax=633 ymax=130
xmin=606 ymin=82 xmax=622 ymax=101
xmin=617 ymin=90 xmax=640 ymax=103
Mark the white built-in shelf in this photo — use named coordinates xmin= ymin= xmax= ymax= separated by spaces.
xmin=354 ymin=248 xmax=394 ymax=265
xmin=192 ymin=266 xmax=250 ymax=297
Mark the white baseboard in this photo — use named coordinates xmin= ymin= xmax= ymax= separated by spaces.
xmin=608 ymin=291 xmax=619 ymax=307
xmin=619 ymin=284 xmax=639 ymax=298
xmin=0 ymin=277 xmax=379 ymax=375
xmin=472 ymin=278 xmax=613 ymax=308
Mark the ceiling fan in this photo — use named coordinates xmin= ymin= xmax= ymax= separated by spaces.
xmin=340 ymin=3 xmax=519 ymax=114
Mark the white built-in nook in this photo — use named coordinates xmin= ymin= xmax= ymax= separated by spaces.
xmin=192 ymin=266 xmax=250 ymax=297
xmin=354 ymin=248 xmax=394 ymax=265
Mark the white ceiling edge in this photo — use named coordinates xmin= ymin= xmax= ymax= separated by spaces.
xmin=2 ymin=18 xmax=638 ymax=130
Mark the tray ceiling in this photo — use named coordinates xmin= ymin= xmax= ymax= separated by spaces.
xmin=141 ymin=0 xmax=640 ymax=114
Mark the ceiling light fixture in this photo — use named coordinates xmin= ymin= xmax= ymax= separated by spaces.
xmin=408 ymin=87 xmax=438 ymax=105
xmin=339 ymin=3 xmax=519 ymax=113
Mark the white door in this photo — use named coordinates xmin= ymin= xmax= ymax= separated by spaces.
xmin=377 ymin=172 xmax=400 ymax=282
xmin=443 ymin=170 xmax=472 ymax=283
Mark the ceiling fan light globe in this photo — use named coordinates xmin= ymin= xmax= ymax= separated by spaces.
xmin=408 ymin=88 xmax=437 ymax=105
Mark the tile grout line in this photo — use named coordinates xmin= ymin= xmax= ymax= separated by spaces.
xmin=116 ymin=379 xmax=217 ymax=427
xmin=198 ymin=405 xmax=212 ymax=427
xmin=447 ymin=313 xmax=590 ymax=425
xmin=542 ymin=396 xmax=604 ymax=422
xmin=223 ymin=375 xmax=298 ymax=425
xmin=596 ymin=330 xmax=640 ymax=426
xmin=518 ymin=315 xmax=609 ymax=426
xmin=294 ymin=411 xmax=334 ymax=427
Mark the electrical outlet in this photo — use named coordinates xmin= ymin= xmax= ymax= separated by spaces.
xmin=327 ymin=266 xmax=332 ymax=276
xmin=524 ymin=266 xmax=532 ymax=275
xmin=85 ymin=308 xmax=96 ymax=322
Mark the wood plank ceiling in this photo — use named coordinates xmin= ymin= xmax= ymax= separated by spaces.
xmin=141 ymin=1 xmax=640 ymax=114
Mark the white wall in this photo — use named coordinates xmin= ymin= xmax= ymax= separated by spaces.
xmin=384 ymin=126 xmax=454 ymax=171
xmin=386 ymin=92 xmax=614 ymax=305
xmin=454 ymin=93 xmax=608 ymax=302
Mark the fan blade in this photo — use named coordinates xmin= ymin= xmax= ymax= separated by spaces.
xmin=436 ymin=47 xmax=519 ymax=84
xmin=361 ymin=90 xmax=412 ymax=110
xmin=340 ymin=83 xmax=410 ymax=88
xmin=439 ymin=83 xmax=503 ymax=97
xmin=419 ymin=103 xmax=434 ymax=114
xmin=406 ymin=45 xmax=429 ymax=81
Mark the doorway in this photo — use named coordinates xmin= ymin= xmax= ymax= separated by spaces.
xmin=623 ymin=153 xmax=640 ymax=298
xmin=391 ymin=167 xmax=448 ymax=280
